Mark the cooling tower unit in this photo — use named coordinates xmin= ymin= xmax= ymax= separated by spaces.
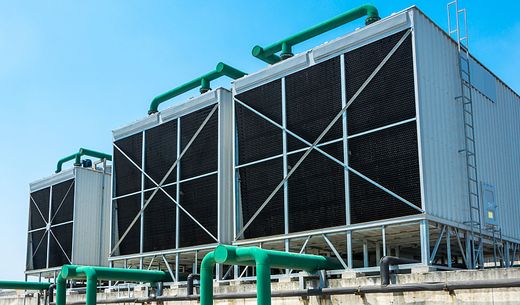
xmin=26 ymin=158 xmax=111 ymax=277
xmin=110 ymin=89 xmax=233 ymax=276
xmin=232 ymin=7 xmax=520 ymax=271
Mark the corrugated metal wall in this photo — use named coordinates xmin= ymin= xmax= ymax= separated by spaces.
xmin=414 ymin=10 xmax=520 ymax=240
xmin=73 ymin=167 xmax=111 ymax=266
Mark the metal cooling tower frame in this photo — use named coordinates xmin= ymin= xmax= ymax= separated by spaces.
xmin=26 ymin=161 xmax=111 ymax=281
xmin=109 ymin=88 xmax=233 ymax=282
xmin=230 ymin=7 xmax=520 ymax=278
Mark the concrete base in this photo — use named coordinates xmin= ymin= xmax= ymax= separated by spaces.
xmin=411 ymin=266 xmax=436 ymax=273
xmin=341 ymin=271 xmax=366 ymax=279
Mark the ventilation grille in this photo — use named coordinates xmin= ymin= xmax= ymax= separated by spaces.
xmin=345 ymin=30 xmax=415 ymax=135
xmin=113 ymin=104 xmax=219 ymax=256
xmin=179 ymin=174 xmax=218 ymax=247
xmin=114 ymin=133 xmax=143 ymax=197
xmin=285 ymin=57 xmax=343 ymax=151
xmin=145 ymin=120 xmax=177 ymax=189
xmin=238 ymin=158 xmax=284 ymax=239
xmin=27 ymin=179 xmax=75 ymax=270
xmin=236 ymin=80 xmax=282 ymax=164
xmin=235 ymin=29 xmax=420 ymax=240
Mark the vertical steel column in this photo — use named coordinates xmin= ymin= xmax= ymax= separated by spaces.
xmin=375 ymin=242 xmax=381 ymax=266
xmin=341 ymin=54 xmax=352 ymax=268
xmin=175 ymin=118 xmax=181 ymax=282
xmin=281 ymin=77 xmax=291 ymax=275
xmin=447 ymin=227 xmax=452 ymax=268
xmin=46 ymin=185 xmax=53 ymax=269
xmin=281 ymin=77 xmax=290 ymax=266
xmin=363 ymin=239 xmax=369 ymax=268
xmin=465 ymin=230 xmax=473 ymax=269
xmin=382 ymin=226 xmax=387 ymax=257
xmin=420 ymin=220 xmax=430 ymax=266
xmin=140 ymin=131 xmax=146 ymax=270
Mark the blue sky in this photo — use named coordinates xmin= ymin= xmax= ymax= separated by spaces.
xmin=0 ymin=0 xmax=518 ymax=280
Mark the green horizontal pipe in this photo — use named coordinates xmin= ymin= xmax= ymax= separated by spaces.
xmin=148 ymin=62 xmax=247 ymax=115
xmin=252 ymin=4 xmax=380 ymax=64
xmin=201 ymin=245 xmax=341 ymax=305
xmin=0 ymin=281 xmax=50 ymax=290
xmin=56 ymin=148 xmax=112 ymax=173
xmin=56 ymin=265 xmax=171 ymax=305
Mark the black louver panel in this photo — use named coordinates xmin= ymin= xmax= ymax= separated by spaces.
xmin=114 ymin=133 xmax=142 ymax=196
xmin=180 ymin=106 xmax=218 ymax=179
xmin=114 ymin=194 xmax=141 ymax=255
xmin=288 ymin=142 xmax=345 ymax=232
xmin=349 ymin=122 xmax=421 ymax=223
xmin=238 ymin=158 xmax=284 ymax=239
xmin=286 ymin=56 xmax=343 ymax=151
xmin=145 ymin=120 xmax=177 ymax=189
xmin=236 ymin=80 xmax=282 ymax=164
xmin=143 ymin=186 xmax=176 ymax=252
xmin=179 ymin=174 xmax=218 ymax=247
xmin=51 ymin=179 xmax=75 ymax=224
xmin=29 ymin=187 xmax=50 ymax=230
xmin=345 ymin=30 xmax=415 ymax=135
xmin=28 ymin=230 xmax=47 ymax=270
xmin=48 ymin=223 xmax=72 ymax=267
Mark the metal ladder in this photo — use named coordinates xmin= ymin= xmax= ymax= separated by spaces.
xmin=447 ymin=0 xmax=483 ymax=269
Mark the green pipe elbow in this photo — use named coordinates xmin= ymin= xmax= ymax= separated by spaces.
xmin=252 ymin=3 xmax=380 ymax=64
xmin=148 ymin=62 xmax=247 ymax=115
xmin=55 ymin=149 xmax=112 ymax=173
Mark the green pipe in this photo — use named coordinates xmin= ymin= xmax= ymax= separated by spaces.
xmin=56 ymin=265 xmax=171 ymax=305
xmin=148 ymin=62 xmax=247 ymax=115
xmin=55 ymin=148 xmax=112 ymax=173
xmin=0 ymin=281 xmax=50 ymax=290
xmin=200 ymin=245 xmax=342 ymax=305
xmin=252 ymin=4 xmax=380 ymax=64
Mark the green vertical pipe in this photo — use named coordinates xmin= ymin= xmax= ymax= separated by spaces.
xmin=252 ymin=4 xmax=380 ymax=64
xmin=256 ymin=263 xmax=271 ymax=305
xmin=0 ymin=281 xmax=51 ymax=290
xmin=148 ymin=62 xmax=247 ymax=114
xmin=55 ymin=273 xmax=66 ymax=305
xmin=200 ymin=252 xmax=216 ymax=305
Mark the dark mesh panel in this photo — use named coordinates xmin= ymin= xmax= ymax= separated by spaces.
xmin=145 ymin=120 xmax=177 ymax=189
xmin=236 ymin=80 xmax=282 ymax=164
xmin=345 ymin=30 xmax=415 ymax=135
xmin=349 ymin=122 xmax=421 ymax=223
xmin=28 ymin=230 xmax=47 ymax=270
xmin=143 ymin=186 xmax=176 ymax=252
xmin=48 ymin=223 xmax=72 ymax=267
xmin=179 ymin=174 xmax=218 ymax=247
xmin=180 ymin=105 xmax=218 ymax=179
xmin=114 ymin=133 xmax=142 ymax=196
xmin=51 ymin=179 xmax=75 ymax=224
xmin=29 ymin=187 xmax=50 ymax=230
xmin=238 ymin=158 xmax=284 ymax=239
xmin=286 ymin=57 xmax=343 ymax=151
xmin=288 ymin=142 xmax=345 ymax=232
xmin=114 ymin=195 xmax=141 ymax=255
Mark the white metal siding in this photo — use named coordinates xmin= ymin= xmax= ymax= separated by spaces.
xmin=472 ymin=83 xmax=520 ymax=239
xmin=73 ymin=167 xmax=111 ymax=266
xmin=413 ymin=10 xmax=520 ymax=240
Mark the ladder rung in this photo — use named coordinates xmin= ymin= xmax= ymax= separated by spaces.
xmin=469 ymin=178 xmax=478 ymax=183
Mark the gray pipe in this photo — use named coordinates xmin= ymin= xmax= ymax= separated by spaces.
xmin=51 ymin=278 xmax=520 ymax=305
xmin=187 ymin=273 xmax=200 ymax=296
xmin=379 ymin=256 xmax=418 ymax=286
